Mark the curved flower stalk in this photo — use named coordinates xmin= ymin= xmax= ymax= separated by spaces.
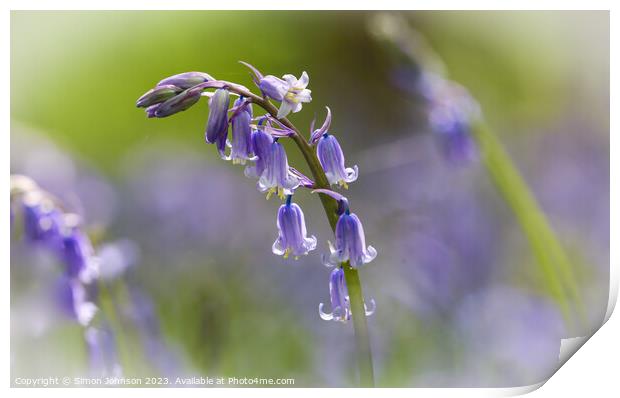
xmin=272 ymin=195 xmax=317 ymax=259
xmin=10 ymin=174 xmax=122 ymax=375
xmin=319 ymin=267 xmax=375 ymax=322
xmin=137 ymin=63 xmax=377 ymax=386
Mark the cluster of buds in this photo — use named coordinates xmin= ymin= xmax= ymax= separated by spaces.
xmin=10 ymin=175 xmax=120 ymax=375
xmin=137 ymin=63 xmax=376 ymax=323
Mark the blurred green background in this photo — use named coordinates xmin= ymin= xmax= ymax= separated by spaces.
xmin=11 ymin=11 xmax=609 ymax=387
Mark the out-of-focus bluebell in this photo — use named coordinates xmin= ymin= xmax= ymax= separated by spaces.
xmin=62 ymin=226 xmax=100 ymax=284
xmin=55 ymin=275 xmax=98 ymax=326
xmin=417 ymin=73 xmax=480 ymax=164
xmin=21 ymin=192 xmax=63 ymax=246
xmin=272 ymin=195 xmax=317 ymax=259
xmin=205 ymin=88 xmax=231 ymax=158
xmin=370 ymin=13 xmax=480 ymax=165
xmin=97 ymin=239 xmax=140 ymax=281
xmin=84 ymin=326 xmax=123 ymax=377
xmin=319 ymin=267 xmax=375 ymax=323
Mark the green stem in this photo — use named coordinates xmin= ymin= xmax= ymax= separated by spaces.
xmin=97 ymin=279 xmax=136 ymax=374
xmin=471 ymin=120 xmax=585 ymax=329
xmin=343 ymin=266 xmax=375 ymax=386
xmin=234 ymin=89 xmax=375 ymax=386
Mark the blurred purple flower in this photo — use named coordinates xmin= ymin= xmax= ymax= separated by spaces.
xmin=417 ymin=73 xmax=479 ymax=165
xmin=21 ymin=193 xmax=63 ymax=246
xmin=84 ymin=326 xmax=123 ymax=377
xmin=98 ymin=239 xmax=140 ymax=281
xmin=62 ymin=227 xmax=99 ymax=284
xmin=55 ymin=275 xmax=98 ymax=326
xmin=11 ymin=127 xmax=119 ymax=230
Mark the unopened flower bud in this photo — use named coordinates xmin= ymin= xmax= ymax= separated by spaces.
xmin=136 ymin=85 xmax=183 ymax=108
xmin=157 ymin=72 xmax=214 ymax=89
